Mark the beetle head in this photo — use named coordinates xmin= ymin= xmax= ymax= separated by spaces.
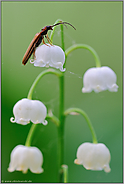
xmin=47 ymin=26 xmax=53 ymax=30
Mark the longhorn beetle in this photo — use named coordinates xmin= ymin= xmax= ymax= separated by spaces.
xmin=22 ymin=21 xmax=76 ymax=65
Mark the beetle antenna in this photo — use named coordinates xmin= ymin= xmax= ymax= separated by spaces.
xmin=52 ymin=21 xmax=76 ymax=30
xmin=63 ymin=22 xmax=76 ymax=30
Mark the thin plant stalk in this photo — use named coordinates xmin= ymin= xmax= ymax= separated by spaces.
xmin=65 ymin=44 xmax=101 ymax=68
xmin=64 ymin=108 xmax=98 ymax=144
xmin=57 ymin=23 xmax=66 ymax=182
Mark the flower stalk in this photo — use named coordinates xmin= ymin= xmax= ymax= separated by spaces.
xmin=62 ymin=165 xmax=68 ymax=183
xmin=65 ymin=44 xmax=101 ymax=68
xmin=9 ymin=19 xmax=116 ymax=182
xmin=25 ymin=68 xmax=62 ymax=148
xmin=25 ymin=124 xmax=37 ymax=147
xmin=50 ymin=19 xmax=62 ymax=42
xmin=57 ymin=74 xmax=65 ymax=182
xmin=46 ymin=114 xmax=60 ymax=127
xmin=57 ymin=23 xmax=66 ymax=182
xmin=64 ymin=108 xmax=97 ymax=144
xmin=27 ymin=68 xmax=62 ymax=100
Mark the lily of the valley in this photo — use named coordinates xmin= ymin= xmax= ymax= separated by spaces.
xmin=30 ymin=44 xmax=65 ymax=72
xmin=74 ymin=142 xmax=111 ymax=173
xmin=10 ymin=98 xmax=48 ymax=125
xmin=82 ymin=66 xmax=118 ymax=93
xmin=8 ymin=145 xmax=44 ymax=174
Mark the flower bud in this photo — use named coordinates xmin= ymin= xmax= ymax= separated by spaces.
xmin=82 ymin=66 xmax=118 ymax=93
xmin=30 ymin=44 xmax=65 ymax=72
xmin=74 ymin=142 xmax=111 ymax=173
xmin=8 ymin=145 xmax=44 ymax=174
xmin=10 ymin=98 xmax=48 ymax=125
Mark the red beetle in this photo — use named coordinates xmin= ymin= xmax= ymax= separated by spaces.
xmin=22 ymin=21 xmax=76 ymax=65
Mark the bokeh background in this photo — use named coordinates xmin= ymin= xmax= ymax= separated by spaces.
xmin=1 ymin=1 xmax=122 ymax=183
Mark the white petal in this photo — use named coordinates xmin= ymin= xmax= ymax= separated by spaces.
xmin=82 ymin=66 xmax=118 ymax=93
xmin=74 ymin=142 xmax=111 ymax=173
xmin=28 ymin=147 xmax=44 ymax=173
xmin=32 ymin=44 xmax=65 ymax=71
xmin=13 ymin=98 xmax=31 ymax=125
xmin=50 ymin=45 xmax=65 ymax=71
xmin=8 ymin=145 xmax=44 ymax=174
xmin=11 ymin=98 xmax=47 ymax=125
xmin=35 ymin=44 xmax=51 ymax=66
xmin=8 ymin=145 xmax=29 ymax=173
xmin=30 ymin=100 xmax=47 ymax=124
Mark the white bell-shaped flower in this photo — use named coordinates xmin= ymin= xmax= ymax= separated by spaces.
xmin=30 ymin=44 xmax=65 ymax=72
xmin=82 ymin=66 xmax=118 ymax=93
xmin=10 ymin=98 xmax=48 ymax=125
xmin=8 ymin=145 xmax=44 ymax=174
xmin=74 ymin=142 xmax=111 ymax=173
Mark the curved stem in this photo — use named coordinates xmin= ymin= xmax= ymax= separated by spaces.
xmin=65 ymin=44 xmax=101 ymax=68
xmin=50 ymin=19 xmax=62 ymax=42
xmin=64 ymin=108 xmax=98 ymax=144
xmin=25 ymin=68 xmax=62 ymax=147
xmin=27 ymin=68 xmax=62 ymax=100
xmin=46 ymin=114 xmax=60 ymax=127
xmin=25 ymin=114 xmax=60 ymax=147
xmin=25 ymin=124 xmax=37 ymax=147
xmin=60 ymin=24 xmax=65 ymax=52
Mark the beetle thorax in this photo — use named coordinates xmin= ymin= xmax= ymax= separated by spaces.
xmin=41 ymin=26 xmax=52 ymax=36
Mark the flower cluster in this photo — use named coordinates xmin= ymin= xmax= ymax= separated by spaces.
xmin=8 ymin=25 xmax=118 ymax=178
xmin=29 ymin=44 xmax=118 ymax=94
xmin=10 ymin=98 xmax=47 ymax=125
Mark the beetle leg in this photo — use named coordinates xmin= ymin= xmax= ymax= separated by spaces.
xmin=33 ymin=48 xmax=36 ymax=60
xmin=45 ymin=34 xmax=53 ymax=46
xmin=42 ymin=37 xmax=50 ymax=47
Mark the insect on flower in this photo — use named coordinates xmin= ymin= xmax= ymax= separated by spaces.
xmin=22 ymin=21 xmax=76 ymax=65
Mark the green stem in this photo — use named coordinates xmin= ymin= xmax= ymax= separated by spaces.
xmin=50 ymin=19 xmax=62 ymax=42
xmin=57 ymin=22 xmax=65 ymax=182
xmin=25 ymin=124 xmax=37 ymax=147
xmin=25 ymin=113 xmax=60 ymax=147
xmin=61 ymin=165 xmax=68 ymax=183
xmin=58 ymin=74 xmax=65 ymax=182
xmin=64 ymin=108 xmax=98 ymax=144
xmin=60 ymin=24 xmax=65 ymax=52
xmin=27 ymin=68 xmax=62 ymax=100
xmin=46 ymin=114 xmax=60 ymax=127
xmin=25 ymin=69 xmax=62 ymax=147
xmin=65 ymin=44 xmax=101 ymax=68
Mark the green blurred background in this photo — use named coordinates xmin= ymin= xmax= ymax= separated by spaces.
xmin=1 ymin=1 xmax=122 ymax=183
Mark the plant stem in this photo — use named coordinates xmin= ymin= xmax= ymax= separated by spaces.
xmin=62 ymin=165 xmax=68 ymax=183
xmin=50 ymin=19 xmax=63 ymax=42
xmin=25 ymin=124 xmax=37 ymax=147
xmin=46 ymin=114 xmax=60 ymax=127
xmin=57 ymin=22 xmax=66 ymax=182
xmin=60 ymin=24 xmax=65 ymax=52
xmin=57 ymin=74 xmax=65 ymax=182
xmin=25 ymin=114 xmax=60 ymax=147
xmin=25 ymin=69 xmax=62 ymax=148
xmin=27 ymin=68 xmax=62 ymax=100
xmin=64 ymin=108 xmax=98 ymax=144
xmin=65 ymin=44 xmax=101 ymax=68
